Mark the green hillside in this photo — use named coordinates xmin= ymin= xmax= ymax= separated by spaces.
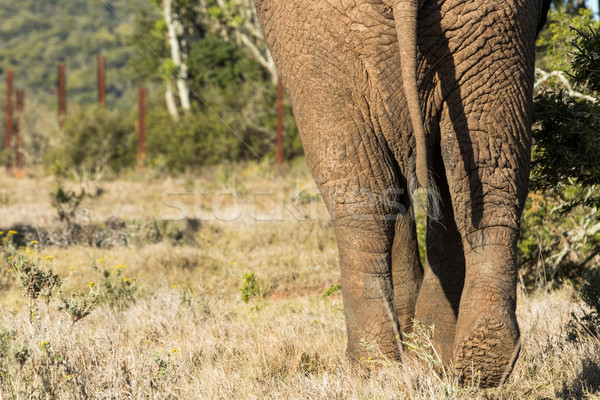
xmin=0 ymin=0 xmax=149 ymax=108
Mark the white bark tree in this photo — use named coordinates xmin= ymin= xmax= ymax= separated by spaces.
xmin=165 ymin=80 xmax=179 ymax=120
xmin=164 ymin=0 xmax=191 ymax=112
xmin=199 ymin=0 xmax=278 ymax=83
xmin=152 ymin=0 xmax=194 ymax=119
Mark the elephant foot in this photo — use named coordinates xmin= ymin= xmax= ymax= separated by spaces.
xmin=414 ymin=275 xmax=462 ymax=363
xmin=453 ymin=315 xmax=520 ymax=388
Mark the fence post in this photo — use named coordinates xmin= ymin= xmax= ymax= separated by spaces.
xmin=138 ymin=87 xmax=146 ymax=170
xmin=16 ymin=89 xmax=24 ymax=173
xmin=276 ymin=77 xmax=284 ymax=165
xmin=5 ymin=70 xmax=13 ymax=171
xmin=97 ymin=55 xmax=106 ymax=107
xmin=58 ymin=64 xmax=66 ymax=128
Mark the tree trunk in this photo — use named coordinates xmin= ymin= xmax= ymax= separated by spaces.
xmin=165 ymin=80 xmax=179 ymax=121
xmin=164 ymin=0 xmax=191 ymax=112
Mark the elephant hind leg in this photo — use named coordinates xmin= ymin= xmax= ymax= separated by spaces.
xmin=391 ymin=199 xmax=423 ymax=338
xmin=413 ymin=151 xmax=465 ymax=364
xmin=331 ymin=191 xmax=406 ymax=362
xmin=452 ymin=229 xmax=521 ymax=388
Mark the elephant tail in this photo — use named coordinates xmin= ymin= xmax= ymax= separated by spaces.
xmin=393 ymin=0 xmax=428 ymax=190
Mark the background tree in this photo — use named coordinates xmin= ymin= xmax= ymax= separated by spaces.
xmin=125 ymin=0 xmax=302 ymax=169
xmin=144 ymin=0 xmax=199 ymax=119
xmin=0 ymin=0 xmax=147 ymax=164
xmin=199 ymin=0 xmax=277 ymax=83
xmin=519 ymin=10 xmax=600 ymax=288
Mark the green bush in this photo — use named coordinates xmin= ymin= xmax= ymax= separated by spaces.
xmin=531 ymin=24 xmax=600 ymax=210
xmin=90 ymin=260 xmax=138 ymax=310
xmin=144 ymin=103 xmax=235 ymax=172
xmin=6 ymin=240 xmax=62 ymax=321
xmin=128 ymin=15 xmax=304 ymax=172
xmin=518 ymin=20 xmax=600 ymax=289
xmin=567 ymin=270 xmax=600 ymax=342
xmin=518 ymin=188 xmax=600 ymax=289
xmin=240 ymin=272 xmax=263 ymax=303
xmin=536 ymin=8 xmax=598 ymax=72
xmin=44 ymin=105 xmax=137 ymax=177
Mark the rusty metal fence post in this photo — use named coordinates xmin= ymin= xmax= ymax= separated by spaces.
xmin=16 ymin=89 xmax=24 ymax=172
xmin=137 ymin=87 xmax=146 ymax=170
xmin=97 ymin=55 xmax=106 ymax=107
xmin=58 ymin=64 xmax=66 ymax=128
xmin=5 ymin=70 xmax=13 ymax=171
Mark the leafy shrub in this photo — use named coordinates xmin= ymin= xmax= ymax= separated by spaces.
xmin=58 ymin=283 xmax=100 ymax=324
xmin=91 ymin=260 xmax=137 ymax=310
xmin=44 ymin=105 xmax=136 ymax=177
xmin=518 ymin=188 xmax=600 ymax=289
xmin=51 ymin=182 xmax=86 ymax=228
xmin=240 ymin=272 xmax=263 ymax=303
xmin=571 ymin=25 xmax=600 ymax=94
xmin=144 ymin=102 xmax=240 ymax=172
xmin=6 ymin=241 xmax=62 ymax=321
xmin=531 ymin=93 xmax=600 ymax=209
xmin=519 ymin=19 xmax=600 ymax=289
xmin=536 ymin=8 xmax=598 ymax=73
xmin=321 ymin=284 xmax=341 ymax=299
xmin=567 ymin=271 xmax=600 ymax=342
xmin=531 ymin=21 xmax=600 ymax=211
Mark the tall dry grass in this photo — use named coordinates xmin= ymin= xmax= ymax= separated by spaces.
xmin=0 ymin=162 xmax=598 ymax=399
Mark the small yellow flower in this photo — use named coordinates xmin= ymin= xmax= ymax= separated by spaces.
xmin=232 ymin=261 xmax=237 ymax=265
xmin=123 ymin=277 xmax=131 ymax=284
xmin=0 ymin=231 xmax=4 ymax=235
xmin=97 ymin=257 xmax=104 ymax=264
xmin=44 ymin=256 xmax=54 ymax=261
xmin=39 ymin=341 xmax=48 ymax=347
xmin=31 ymin=240 xmax=38 ymax=245
xmin=170 ymin=349 xmax=179 ymax=355
xmin=70 ymin=267 xmax=75 ymax=271
xmin=171 ymin=284 xmax=178 ymax=289
xmin=88 ymin=282 xmax=95 ymax=288
xmin=7 ymin=230 xmax=17 ymax=235
xmin=146 ymin=339 xmax=152 ymax=344
xmin=64 ymin=372 xmax=77 ymax=381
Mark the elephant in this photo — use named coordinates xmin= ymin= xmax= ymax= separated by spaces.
xmin=255 ymin=0 xmax=552 ymax=387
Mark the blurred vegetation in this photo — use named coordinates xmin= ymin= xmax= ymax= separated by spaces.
xmin=0 ymin=0 xmax=149 ymax=169
xmin=45 ymin=105 xmax=137 ymax=177
xmin=0 ymin=0 xmax=147 ymax=106
xmin=536 ymin=7 xmax=598 ymax=72
xmin=567 ymin=269 xmax=600 ymax=342
xmin=125 ymin=1 xmax=302 ymax=171
xmin=2 ymin=1 xmax=600 ymax=291
xmin=1 ymin=0 xmax=302 ymax=173
xmin=519 ymin=7 xmax=600 ymax=289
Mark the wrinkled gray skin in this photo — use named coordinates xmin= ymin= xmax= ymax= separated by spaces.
xmin=255 ymin=0 xmax=551 ymax=386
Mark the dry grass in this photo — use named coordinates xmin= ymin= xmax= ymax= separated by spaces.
xmin=0 ymin=161 xmax=598 ymax=399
